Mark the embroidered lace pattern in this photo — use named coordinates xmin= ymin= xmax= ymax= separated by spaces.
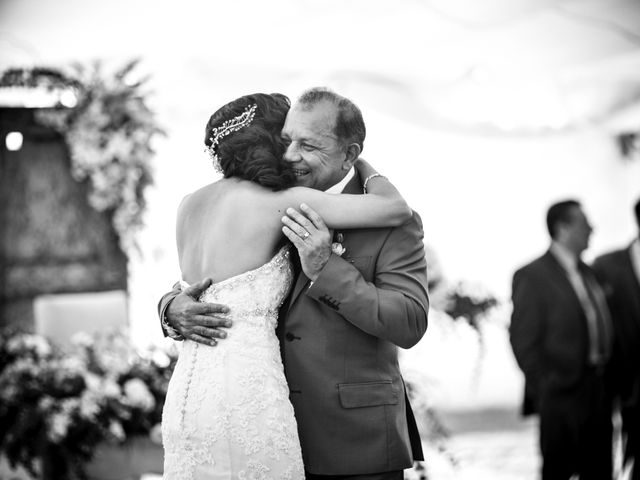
xmin=162 ymin=246 xmax=304 ymax=479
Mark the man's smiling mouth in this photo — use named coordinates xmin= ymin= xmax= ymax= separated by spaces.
xmin=292 ymin=169 xmax=309 ymax=177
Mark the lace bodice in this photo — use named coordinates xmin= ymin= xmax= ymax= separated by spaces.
xmin=181 ymin=245 xmax=293 ymax=335
xmin=162 ymin=245 xmax=303 ymax=480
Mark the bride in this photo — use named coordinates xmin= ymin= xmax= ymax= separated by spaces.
xmin=161 ymin=92 xmax=411 ymax=479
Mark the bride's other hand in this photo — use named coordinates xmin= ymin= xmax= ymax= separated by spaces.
xmin=354 ymin=157 xmax=376 ymax=179
xmin=167 ymin=278 xmax=232 ymax=346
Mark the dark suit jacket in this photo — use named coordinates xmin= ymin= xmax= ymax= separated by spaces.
xmin=276 ymin=173 xmax=428 ymax=475
xmin=509 ymin=250 xmax=596 ymax=415
xmin=158 ymin=173 xmax=429 ymax=475
xmin=593 ymin=244 xmax=640 ymax=405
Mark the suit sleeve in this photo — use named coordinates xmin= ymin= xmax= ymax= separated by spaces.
xmin=306 ymin=212 xmax=429 ymax=349
xmin=157 ymin=282 xmax=182 ymax=338
xmin=509 ymin=268 xmax=544 ymax=400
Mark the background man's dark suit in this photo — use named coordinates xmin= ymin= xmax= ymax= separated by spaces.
xmin=594 ymin=244 xmax=640 ymax=480
xmin=510 ymin=250 xmax=612 ymax=480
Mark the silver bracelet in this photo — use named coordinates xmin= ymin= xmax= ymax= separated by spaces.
xmin=362 ymin=173 xmax=385 ymax=193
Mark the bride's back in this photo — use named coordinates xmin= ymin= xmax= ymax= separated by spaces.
xmin=177 ymin=178 xmax=284 ymax=284
xmin=178 ymin=92 xmax=295 ymax=283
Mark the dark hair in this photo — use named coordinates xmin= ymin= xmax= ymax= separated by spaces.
xmin=296 ymin=87 xmax=366 ymax=152
xmin=634 ymin=197 xmax=640 ymax=229
xmin=546 ymin=199 xmax=581 ymax=239
xmin=204 ymin=93 xmax=295 ymax=190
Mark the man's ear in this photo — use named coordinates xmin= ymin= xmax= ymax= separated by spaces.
xmin=342 ymin=143 xmax=361 ymax=170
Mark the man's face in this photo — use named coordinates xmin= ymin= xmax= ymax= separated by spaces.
xmin=281 ymin=101 xmax=350 ymax=191
xmin=561 ymin=206 xmax=593 ymax=255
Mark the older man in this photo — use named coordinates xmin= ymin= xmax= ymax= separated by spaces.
xmin=509 ymin=199 xmax=613 ymax=480
xmin=158 ymin=88 xmax=429 ymax=479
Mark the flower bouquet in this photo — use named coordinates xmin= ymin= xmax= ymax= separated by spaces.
xmin=0 ymin=328 xmax=177 ymax=480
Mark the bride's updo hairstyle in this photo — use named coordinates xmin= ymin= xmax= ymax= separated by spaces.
xmin=204 ymin=93 xmax=295 ymax=191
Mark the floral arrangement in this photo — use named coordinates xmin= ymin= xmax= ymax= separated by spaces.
xmin=402 ymin=248 xmax=500 ymax=480
xmin=0 ymin=61 xmax=164 ymax=254
xmin=441 ymin=281 xmax=499 ymax=333
xmin=0 ymin=328 xmax=177 ymax=479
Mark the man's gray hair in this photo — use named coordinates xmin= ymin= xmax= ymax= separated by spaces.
xmin=297 ymin=87 xmax=366 ymax=152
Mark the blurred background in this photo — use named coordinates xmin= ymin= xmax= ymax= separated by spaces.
xmin=1 ymin=0 xmax=640 ymax=478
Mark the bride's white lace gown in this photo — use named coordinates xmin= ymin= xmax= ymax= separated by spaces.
xmin=162 ymin=246 xmax=304 ymax=480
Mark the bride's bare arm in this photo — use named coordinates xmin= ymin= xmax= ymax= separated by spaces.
xmin=275 ymin=161 xmax=411 ymax=229
xmin=353 ymin=158 xmax=397 ymax=196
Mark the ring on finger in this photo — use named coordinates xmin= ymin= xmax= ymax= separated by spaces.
xmin=302 ymin=230 xmax=310 ymax=239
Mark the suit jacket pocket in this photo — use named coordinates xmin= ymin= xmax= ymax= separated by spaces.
xmin=338 ymin=380 xmax=399 ymax=409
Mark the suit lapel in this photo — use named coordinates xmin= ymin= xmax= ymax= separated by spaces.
xmin=281 ymin=248 xmax=302 ymax=314
xmin=542 ymin=250 xmax=583 ymax=309
xmin=341 ymin=170 xmax=364 ymax=195
xmin=283 ymin=171 xmax=364 ymax=312
xmin=288 ymin=271 xmax=310 ymax=312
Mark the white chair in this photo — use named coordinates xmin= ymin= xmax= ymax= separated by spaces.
xmin=33 ymin=290 xmax=129 ymax=346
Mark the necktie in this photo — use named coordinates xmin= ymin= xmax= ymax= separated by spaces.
xmin=578 ymin=266 xmax=613 ymax=364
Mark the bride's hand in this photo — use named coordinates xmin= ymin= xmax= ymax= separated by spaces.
xmin=354 ymin=157 xmax=376 ymax=179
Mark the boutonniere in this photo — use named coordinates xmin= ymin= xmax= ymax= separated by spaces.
xmin=332 ymin=232 xmax=346 ymax=257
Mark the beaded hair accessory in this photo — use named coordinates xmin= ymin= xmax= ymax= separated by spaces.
xmin=206 ymin=103 xmax=257 ymax=170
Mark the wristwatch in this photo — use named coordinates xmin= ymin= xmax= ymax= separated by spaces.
xmin=161 ymin=299 xmax=184 ymax=340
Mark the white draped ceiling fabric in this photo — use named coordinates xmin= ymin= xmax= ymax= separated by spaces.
xmin=1 ymin=0 xmax=640 ymax=134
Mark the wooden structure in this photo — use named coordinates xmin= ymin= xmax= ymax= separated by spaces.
xmin=0 ymin=107 xmax=127 ymax=330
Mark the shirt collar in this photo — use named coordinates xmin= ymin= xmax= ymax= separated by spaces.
xmin=325 ymin=167 xmax=355 ymax=194
xmin=550 ymin=240 xmax=579 ymax=272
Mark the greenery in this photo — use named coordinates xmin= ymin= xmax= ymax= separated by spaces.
xmin=442 ymin=281 xmax=499 ymax=333
xmin=0 ymin=67 xmax=81 ymax=92
xmin=0 ymin=328 xmax=177 ymax=479
xmin=0 ymin=61 xmax=164 ymax=254
xmin=403 ymin=265 xmax=500 ymax=479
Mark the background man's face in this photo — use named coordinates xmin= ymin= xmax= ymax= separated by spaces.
xmin=563 ymin=206 xmax=593 ymax=254
xmin=281 ymin=101 xmax=349 ymax=191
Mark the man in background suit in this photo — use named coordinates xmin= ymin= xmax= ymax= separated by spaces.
xmin=509 ymin=199 xmax=613 ymax=480
xmin=158 ymin=87 xmax=429 ymax=479
xmin=593 ymin=197 xmax=640 ymax=480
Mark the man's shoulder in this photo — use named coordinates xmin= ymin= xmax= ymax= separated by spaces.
xmin=389 ymin=209 xmax=423 ymax=231
xmin=517 ymin=252 xmax=547 ymax=270
xmin=342 ymin=209 xmax=423 ymax=233
xmin=594 ymin=248 xmax=627 ymax=266
xmin=336 ymin=210 xmax=424 ymax=262
xmin=593 ymin=248 xmax=630 ymax=280
xmin=408 ymin=209 xmax=423 ymax=226
xmin=514 ymin=252 xmax=553 ymax=279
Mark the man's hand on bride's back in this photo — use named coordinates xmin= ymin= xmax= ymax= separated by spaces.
xmin=167 ymin=278 xmax=232 ymax=346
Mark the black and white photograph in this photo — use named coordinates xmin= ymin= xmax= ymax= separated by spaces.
xmin=1 ymin=1 xmax=640 ymax=479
